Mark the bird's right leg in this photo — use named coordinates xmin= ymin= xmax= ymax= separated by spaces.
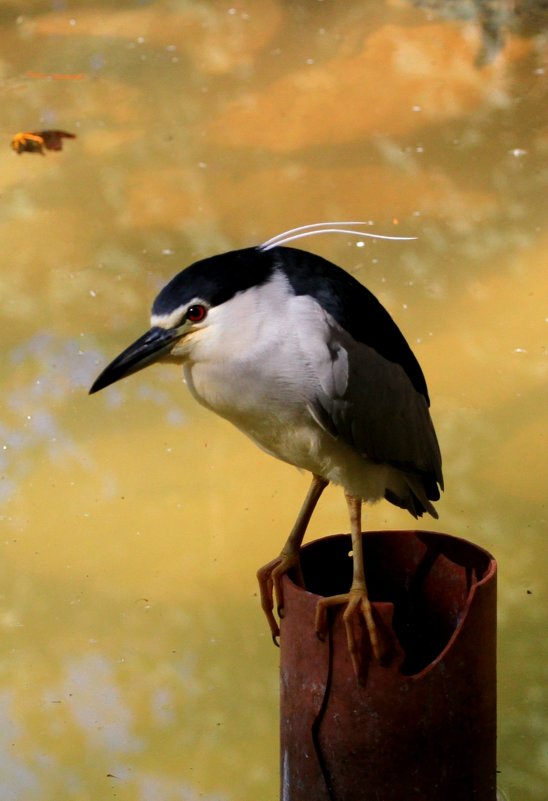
xmin=257 ymin=474 xmax=328 ymax=643
xmin=315 ymin=494 xmax=383 ymax=680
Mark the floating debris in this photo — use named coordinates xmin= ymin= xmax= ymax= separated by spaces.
xmin=11 ymin=129 xmax=76 ymax=155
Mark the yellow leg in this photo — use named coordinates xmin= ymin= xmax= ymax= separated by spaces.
xmin=315 ymin=494 xmax=382 ymax=676
xmin=257 ymin=474 xmax=328 ymax=643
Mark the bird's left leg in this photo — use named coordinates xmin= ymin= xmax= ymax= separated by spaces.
xmin=315 ymin=494 xmax=382 ymax=674
xmin=257 ymin=474 xmax=328 ymax=643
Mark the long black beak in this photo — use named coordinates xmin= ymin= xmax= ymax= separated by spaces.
xmin=89 ymin=326 xmax=183 ymax=394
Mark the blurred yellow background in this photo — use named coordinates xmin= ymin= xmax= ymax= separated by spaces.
xmin=0 ymin=2 xmax=546 ymax=800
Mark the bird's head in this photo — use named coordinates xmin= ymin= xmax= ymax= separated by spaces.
xmin=89 ymin=247 xmax=273 ymax=394
xmin=89 ymin=223 xmax=424 ymax=398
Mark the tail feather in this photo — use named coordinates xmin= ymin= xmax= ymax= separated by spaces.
xmin=384 ymin=473 xmax=440 ymax=519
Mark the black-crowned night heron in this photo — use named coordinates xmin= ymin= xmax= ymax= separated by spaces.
xmin=90 ymin=223 xmax=443 ymax=673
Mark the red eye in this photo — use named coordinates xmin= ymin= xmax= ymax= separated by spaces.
xmin=186 ymin=304 xmax=207 ymax=323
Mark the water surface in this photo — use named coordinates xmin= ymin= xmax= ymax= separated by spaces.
xmin=0 ymin=2 xmax=546 ymax=800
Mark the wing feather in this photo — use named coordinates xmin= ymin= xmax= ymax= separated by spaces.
xmin=311 ymin=322 xmax=443 ymax=502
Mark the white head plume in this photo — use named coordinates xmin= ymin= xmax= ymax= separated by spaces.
xmin=259 ymin=221 xmax=416 ymax=251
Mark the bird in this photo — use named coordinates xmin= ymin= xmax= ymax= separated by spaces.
xmin=11 ymin=129 xmax=76 ymax=155
xmin=89 ymin=222 xmax=443 ymax=675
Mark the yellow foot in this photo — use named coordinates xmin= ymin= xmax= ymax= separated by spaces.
xmin=315 ymin=588 xmax=384 ymax=679
xmin=256 ymin=551 xmax=304 ymax=645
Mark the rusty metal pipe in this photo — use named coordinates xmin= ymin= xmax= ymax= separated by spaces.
xmin=279 ymin=530 xmax=497 ymax=801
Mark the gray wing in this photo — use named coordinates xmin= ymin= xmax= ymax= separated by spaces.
xmin=307 ymin=324 xmax=443 ymax=510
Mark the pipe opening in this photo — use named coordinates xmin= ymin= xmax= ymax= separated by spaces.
xmin=299 ymin=530 xmax=494 ymax=675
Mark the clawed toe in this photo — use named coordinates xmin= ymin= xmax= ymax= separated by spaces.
xmin=315 ymin=588 xmax=385 ymax=680
xmin=257 ymin=550 xmax=303 ymax=644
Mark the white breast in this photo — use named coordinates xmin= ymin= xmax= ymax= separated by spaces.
xmin=183 ymin=271 xmax=325 ymax=418
xmin=179 ymin=269 xmax=392 ymax=503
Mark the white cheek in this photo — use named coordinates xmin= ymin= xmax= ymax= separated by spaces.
xmin=169 ymin=336 xmax=193 ymax=360
xmin=186 ymin=276 xmax=290 ymax=361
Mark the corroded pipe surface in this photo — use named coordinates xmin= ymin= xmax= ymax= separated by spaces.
xmin=279 ymin=530 xmax=497 ymax=801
